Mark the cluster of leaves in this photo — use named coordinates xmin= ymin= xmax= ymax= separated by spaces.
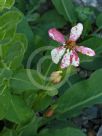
xmin=0 ymin=0 xmax=102 ymax=136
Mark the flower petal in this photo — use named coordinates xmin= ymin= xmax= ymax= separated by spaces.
xmin=76 ymin=46 xmax=95 ymax=56
xmin=51 ymin=46 xmax=66 ymax=64
xmin=70 ymin=50 xmax=80 ymax=67
xmin=48 ymin=28 xmax=65 ymax=44
xmin=60 ymin=50 xmax=71 ymax=69
xmin=69 ymin=23 xmax=83 ymax=41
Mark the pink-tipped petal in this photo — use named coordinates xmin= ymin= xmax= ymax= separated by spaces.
xmin=69 ymin=23 xmax=83 ymax=41
xmin=48 ymin=28 xmax=65 ymax=44
xmin=51 ymin=46 xmax=66 ymax=64
xmin=76 ymin=46 xmax=95 ymax=56
xmin=60 ymin=50 xmax=71 ymax=69
xmin=70 ymin=50 xmax=80 ymax=67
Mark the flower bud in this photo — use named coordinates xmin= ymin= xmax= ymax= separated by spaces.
xmin=44 ymin=108 xmax=54 ymax=117
xmin=50 ymin=71 xmax=62 ymax=84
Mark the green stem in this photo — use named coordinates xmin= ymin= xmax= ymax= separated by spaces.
xmin=61 ymin=0 xmax=73 ymax=25
xmin=93 ymin=26 xmax=102 ymax=34
xmin=43 ymin=62 xmax=53 ymax=85
xmin=0 ymin=45 xmax=2 ymax=57
xmin=67 ymin=78 xmax=72 ymax=87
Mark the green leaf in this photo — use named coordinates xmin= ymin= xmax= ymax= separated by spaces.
xmin=0 ymin=25 xmax=16 ymax=44
xmin=56 ymin=69 xmax=102 ymax=117
xmin=46 ymin=88 xmax=58 ymax=96
xmin=0 ymin=68 xmax=12 ymax=78
xmin=52 ymin=0 xmax=77 ymax=24
xmin=0 ymin=86 xmax=6 ymax=119
xmin=26 ymin=13 xmax=40 ymax=22
xmin=5 ymin=0 xmax=15 ymax=9
xmin=0 ymin=69 xmax=12 ymax=102
xmin=19 ymin=116 xmax=41 ymax=136
xmin=82 ymin=21 xmax=92 ymax=37
xmin=0 ymin=0 xmax=15 ymax=10
xmin=0 ymin=87 xmax=33 ymax=124
xmin=0 ymin=10 xmax=22 ymax=28
xmin=96 ymin=13 xmax=102 ymax=28
xmin=69 ymin=73 xmax=82 ymax=85
xmin=39 ymin=10 xmax=66 ymax=28
xmin=32 ymin=92 xmax=52 ymax=111
xmin=10 ymin=68 xmax=57 ymax=95
xmin=39 ymin=127 xmax=86 ymax=136
xmin=6 ymin=95 xmax=33 ymax=124
xmin=2 ymin=33 xmax=27 ymax=69
xmin=17 ymin=17 xmax=34 ymax=41
xmin=0 ymin=0 xmax=6 ymax=11
xmin=0 ymin=129 xmax=17 ymax=136
xmin=14 ymin=0 xmax=26 ymax=13
xmin=0 ymin=10 xmax=23 ymax=44
xmin=76 ymin=7 xmax=94 ymax=22
xmin=81 ymin=56 xmax=102 ymax=70
xmin=10 ymin=69 xmax=38 ymax=93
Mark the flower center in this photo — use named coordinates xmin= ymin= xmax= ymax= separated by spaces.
xmin=65 ymin=40 xmax=76 ymax=50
